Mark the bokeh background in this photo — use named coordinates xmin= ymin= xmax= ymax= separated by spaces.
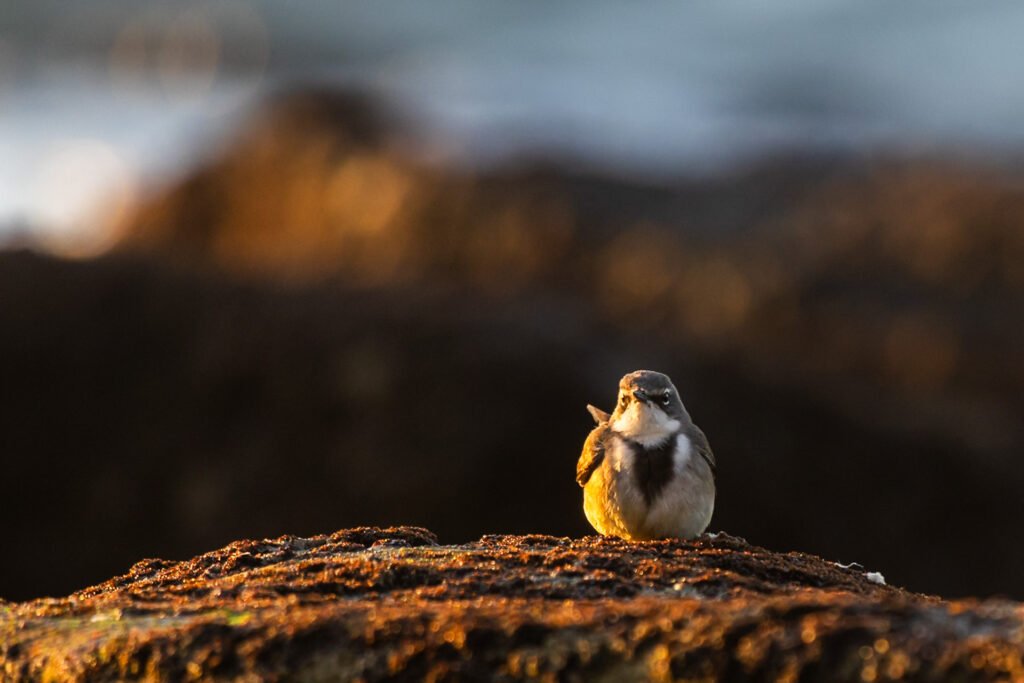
xmin=3 ymin=2 xmax=1023 ymax=602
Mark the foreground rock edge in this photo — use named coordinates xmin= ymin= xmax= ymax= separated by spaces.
xmin=2 ymin=526 xmax=1023 ymax=681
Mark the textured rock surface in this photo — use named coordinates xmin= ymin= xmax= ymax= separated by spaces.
xmin=3 ymin=527 xmax=1023 ymax=681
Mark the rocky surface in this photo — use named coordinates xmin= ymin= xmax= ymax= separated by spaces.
xmin=3 ymin=527 xmax=1023 ymax=681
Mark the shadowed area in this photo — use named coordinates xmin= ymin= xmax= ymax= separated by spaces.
xmin=4 ymin=89 xmax=1024 ymax=602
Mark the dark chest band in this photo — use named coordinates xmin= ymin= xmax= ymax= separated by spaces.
xmin=627 ymin=436 xmax=677 ymax=506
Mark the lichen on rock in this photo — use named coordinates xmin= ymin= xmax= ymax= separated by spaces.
xmin=2 ymin=527 xmax=1023 ymax=681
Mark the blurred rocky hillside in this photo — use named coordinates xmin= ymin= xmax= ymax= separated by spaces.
xmin=120 ymin=90 xmax=1024 ymax=462
xmin=3 ymin=88 xmax=1023 ymax=601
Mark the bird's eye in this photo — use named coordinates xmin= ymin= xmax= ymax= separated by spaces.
xmin=619 ymin=395 xmax=628 ymax=407
xmin=661 ymin=393 xmax=671 ymax=406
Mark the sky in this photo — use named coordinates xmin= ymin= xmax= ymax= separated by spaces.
xmin=3 ymin=1 xmax=1024 ymax=251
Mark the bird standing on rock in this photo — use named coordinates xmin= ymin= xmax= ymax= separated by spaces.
xmin=576 ymin=370 xmax=715 ymax=540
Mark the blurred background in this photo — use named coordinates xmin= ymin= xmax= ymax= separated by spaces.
xmin=2 ymin=1 xmax=1023 ymax=602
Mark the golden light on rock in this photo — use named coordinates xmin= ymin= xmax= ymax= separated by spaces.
xmin=326 ymin=154 xmax=412 ymax=236
xmin=599 ymin=224 xmax=681 ymax=314
xmin=464 ymin=194 xmax=574 ymax=294
xmin=676 ymin=256 xmax=752 ymax=337
xmin=882 ymin=197 xmax=967 ymax=284
xmin=886 ymin=651 xmax=910 ymax=679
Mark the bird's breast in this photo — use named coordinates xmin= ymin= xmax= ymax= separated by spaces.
xmin=605 ymin=432 xmax=693 ymax=507
xmin=589 ymin=431 xmax=710 ymax=540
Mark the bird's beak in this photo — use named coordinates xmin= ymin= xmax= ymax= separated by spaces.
xmin=632 ymin=389 xmax=650 ymax=403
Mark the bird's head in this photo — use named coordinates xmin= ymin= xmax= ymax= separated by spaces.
xmin=609 ymin=370 xmax=688 ymax=445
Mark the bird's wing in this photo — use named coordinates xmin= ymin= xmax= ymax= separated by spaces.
xmin=586 ymin=404 xmax=611 ymax=424
xmin=688 ymin=423 xmax=716 ymax=477
xmin=576 ymin=425 xmax=608 ymax=487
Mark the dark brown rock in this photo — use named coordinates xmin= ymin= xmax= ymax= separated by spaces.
xmin=6 ymin=88 xmax=1024 ymax=604
xmin=3 ymin=527 xmax=1022 ymax=681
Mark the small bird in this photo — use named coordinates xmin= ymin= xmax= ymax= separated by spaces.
xmin=576 ymin=370 xmax=715 ymax=540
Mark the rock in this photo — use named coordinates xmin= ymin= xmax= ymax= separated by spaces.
xmin=3 ymin=248 xmax=1024 ymax=605
xmin=3 ymin=527 xmax=1022 ymax=681
xmin=7 ymin=89 xmax=1024 ymax=602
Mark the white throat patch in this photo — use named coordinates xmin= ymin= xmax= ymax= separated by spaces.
xmin=611 ymin=402 xmax=681 ymax=447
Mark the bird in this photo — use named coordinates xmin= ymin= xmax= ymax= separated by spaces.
xmin=576 ymin=370 xmax=715 ymax=540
